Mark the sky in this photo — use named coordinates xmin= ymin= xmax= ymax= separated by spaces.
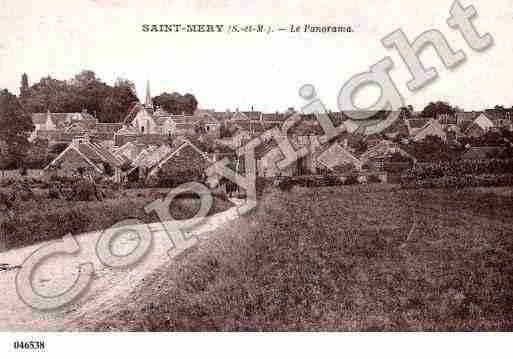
xmin=0 ymin=0 xmax=512 ymax=113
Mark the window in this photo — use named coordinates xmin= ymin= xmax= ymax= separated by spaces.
xmin=141 ymin=126 xmax=145 ymax=133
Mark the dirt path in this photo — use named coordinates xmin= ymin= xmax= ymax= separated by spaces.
xmin=0 ymin=205 xmax=241 ymax=331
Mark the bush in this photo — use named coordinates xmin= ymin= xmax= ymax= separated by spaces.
xmin=367 ymin=174 xmax=381 ymax=183
xmin=343 ymin=175 xmax=359 ymax=185
xmin=403 ymin=159 xmax=513 ymax=182
xmin=277 ymin=177 xmax=295 ymax=191
xmin=401 ymin=173 xmax=513 ymax=189
xmin=68 ymin=180 xmax=103 ymax=201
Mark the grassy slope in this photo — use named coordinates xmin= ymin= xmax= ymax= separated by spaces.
xmin=86 ymin=185 xmax=513 ymax=331
xmin=0 ymin=189 xmax=232 ymax=252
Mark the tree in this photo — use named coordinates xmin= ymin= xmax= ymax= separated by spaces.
xmin=20 ymin=71 xmax=139 ymax=123
xmin=153 ymin=92 xmax=198 ymax=115
xmin=399 ymin=105 xmax=414 ymax=118
xmin=421 ymin=101 xmax=456 ymax=118
xmin=0 ymin=89 xmax=34 ymax=169
xmin=98 ymin=80 xmax=139 ymax=122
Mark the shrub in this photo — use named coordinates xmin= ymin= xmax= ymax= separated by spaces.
xmin=68 ymin=180 xmax=102 ymax=201
xmin=343 ymin=175 xmax=359 ymax=185
xmin=367 ymin=174 xmax=381 ymax=183
xmin=277 ymin=177 xmax=295 ymax=191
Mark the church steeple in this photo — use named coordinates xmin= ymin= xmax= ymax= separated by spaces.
xmin=144 ymin=80 xmax=153 ymax=110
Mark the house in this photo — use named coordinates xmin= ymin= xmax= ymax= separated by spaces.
xmin=314 ymin=142 xmax=363 ymax=173
xmin=406 ymin=117 xmax=431 ymax=137
xmin=484 ymin=109 xmax=513 ymax=130
xmin=30 ymin=110 xmax=100 ymax=142
xmin=44 ymin=134 xmax=124 ymax=182
xmin=455 ymin=111 xmax=480 ymax=126
xmin=122 ymin=83 xmax=208 ymax=137
xmin=113 ymin=141 xmax=147 ymax=163
xmin=126 ymin=144 xmax=173 ymax=181
xmin=31 ymin=109 xmax=98 ymax=132
xmin=410 ymin=118 xmax=447 ymax=142
xmin=360 ymin=140 xmax=416 ymax=171
xmin=463 ymin=113 xmax=496 ymax=138
xmin=147 ymin=139 xmax=213 ymax=184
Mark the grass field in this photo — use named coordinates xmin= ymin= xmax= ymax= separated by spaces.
xmin=82 ymin=185 xmax=513 ymax=331
xmin=0 ymin=188 xmax=232 ymax=252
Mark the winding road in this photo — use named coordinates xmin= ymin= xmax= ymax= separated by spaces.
xmin=0 ymin=205 xmax=241 ymax=331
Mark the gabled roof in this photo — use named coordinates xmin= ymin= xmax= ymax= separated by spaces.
xmin=360 ymin=140 xmax=416 ymax=163
xmin=45 ymin=140 xmax=123 ymax=171
xmin=261 ymin=113 xmax=287 ymax=121
xmin=123 ymin=103 xmax=144 ymax=124
xmin=315 ymin=142 xmax=362 ymax=171
xmin=241 ymin=111 xmax=262 ymax=121
xmin=408 ymin=117 xmax=431 ymax=130
xmin=113 ymin=141 xmax=147 ymax=162
xmin=455 ymin=111 xmax=480 ymax=123
xmin=470 ymin=113 xmax=495 ymax=131
xmin=95 ymin=122 xmax=123 ymax=133
xmin=150 ymin=139 xmax=212 ymax=175
xmin=32 ymin=112 xmax=98 ymax=129
xmin=411 ymin=119 xmax=446 ymax=140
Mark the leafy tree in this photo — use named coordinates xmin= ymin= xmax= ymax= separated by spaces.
xmin=405 ymin=135 xmax=460 ymax=162
xmin=153 ymin=92 xmax=198 ymax=115
xmin=399 ymin=105 xmax=414 ymax=118
xmin=21 ymin=70 xmax=138 ymax=123
xmin=0 ymin=89 xmax=34 ymax=169
xmin=421 ymin=101 xmax=456 ymax=118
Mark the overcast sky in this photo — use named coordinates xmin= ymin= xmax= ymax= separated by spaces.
xmin=0 ymin=0 xmax=511 ymax=112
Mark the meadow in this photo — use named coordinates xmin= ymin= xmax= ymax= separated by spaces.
xmin=85 ymin=185 xmax=513 ymax=331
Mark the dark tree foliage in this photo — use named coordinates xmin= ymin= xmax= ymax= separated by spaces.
xmin=153 ymin=92 xmax=198 ymax=115
xmin=21 ymin=71 xmax=139 ymax=123
xmin=421 ymin=101 xmax=456 ymax=118
xmin=0 ymin=89 xmax=34 ymax=169
xmin=404 ymin=135 xmax=461 ymax=162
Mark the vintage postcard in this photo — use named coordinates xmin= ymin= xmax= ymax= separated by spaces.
xmin=0 ymin=0 xmax=512 ymax=356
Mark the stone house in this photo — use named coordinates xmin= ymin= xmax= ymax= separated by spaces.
xmin=410 ymin=119 xmax=447 ymax=142
xmin=44 ymin=135 xmax=124 ymax=182
xmin=360 ymin=140 xmax=416 ymax=171
xmin=147 ymin=139 xmax=212 ymax=184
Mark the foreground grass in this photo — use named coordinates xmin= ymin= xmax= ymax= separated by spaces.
xmin=86 ymin=185 xmax=513 ymax=331
xmin=0 ymin=188 xmax=232 ymax=252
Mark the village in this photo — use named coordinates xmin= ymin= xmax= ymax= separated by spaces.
xmin=4 ymin=79 xmax=512 ymax=191
xmin=2 ymin=77 xmax=513 ymax=332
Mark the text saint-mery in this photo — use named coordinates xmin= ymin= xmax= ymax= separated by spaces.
xmin=142 ymin=24 xmax=224 ymax=33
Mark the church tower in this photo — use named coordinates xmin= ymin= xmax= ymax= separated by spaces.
xmin=144 ymin=80 xmax=153 ymax=111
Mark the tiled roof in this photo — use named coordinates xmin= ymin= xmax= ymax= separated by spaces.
xmin=134 ymin=134 xmax=170 ymax=145
xmin=32 ymin=112 xmax=98 ymax=129
xmin=241 ymin=111 xmax=262 ymax=121
xmin=123 ymin=103 xmax=144 ymax=124
xmin=95 ymin=123 xmax=123 ymax=133
xmin=456 ymin=111 xmax=480 ymax=123
xmin=408 ymin=117 xmax=432 ymax=129
xmin=77 ymin=142 xmax=123 ymax=168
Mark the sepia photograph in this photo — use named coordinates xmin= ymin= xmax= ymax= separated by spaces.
xmin=0 ymin=0 xmax=512 ymax=356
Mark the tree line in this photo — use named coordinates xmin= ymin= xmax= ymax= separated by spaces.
xmin=0 ymin=70 xmax=200 ymax=169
